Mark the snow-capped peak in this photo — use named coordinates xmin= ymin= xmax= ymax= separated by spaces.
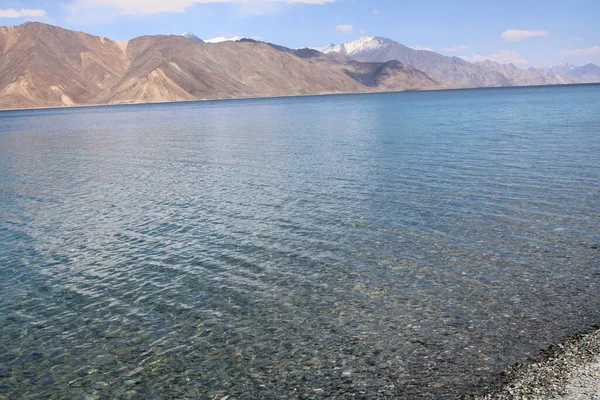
xmin=545 ymin=61 xmax=576 ymax=70
xmin=322 ymin=36 xmax=396 ymax=56
xmin=181 ymin=32 xmax=203 ymax=42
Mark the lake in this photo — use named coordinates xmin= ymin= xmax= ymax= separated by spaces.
xmin=1 ymin=85 xmax=599 ymax=399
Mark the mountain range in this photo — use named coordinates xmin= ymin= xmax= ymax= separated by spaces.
xmin=0 ymin=23 xmax=444 ymax=109
xmin=321 ymin=36 xmax=584 ymax=88
xmin=0 ymin=22 xmax=598 ymax=110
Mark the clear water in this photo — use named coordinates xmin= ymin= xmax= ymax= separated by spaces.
xmin=1 ymin=85 xmax=599 ymax=399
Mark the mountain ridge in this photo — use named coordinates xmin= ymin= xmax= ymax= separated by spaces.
xmin=0 ymin=23 xmax=597 ymax=110
xmin=0 ymin=22 xmax=446 ymax=110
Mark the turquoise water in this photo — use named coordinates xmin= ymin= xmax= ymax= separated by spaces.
xmin=1 ymin=85 xmax=599 ymax=399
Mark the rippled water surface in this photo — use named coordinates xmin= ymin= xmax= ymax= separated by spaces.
xmin=1 ymin=85 xmax=600 ymax=399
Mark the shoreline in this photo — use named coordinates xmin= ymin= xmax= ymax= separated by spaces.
xmin=470 ymin=325 xmax=600 ymax=399
xmin=0 ymin=82 xmax=598 ymax=113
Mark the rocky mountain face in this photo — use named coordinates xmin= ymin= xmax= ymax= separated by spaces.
xmin=104 ymin=34 xmax=371 ymax=105
xmin=547 ymin=62 xmax=600 ymax=83
xmin=0 ymin=22 xmax=129 ymax=109
xmin=322 ymin=36 xmax=579 ymax=88
xmin=0 ymin=23 xmax=446 ymax=110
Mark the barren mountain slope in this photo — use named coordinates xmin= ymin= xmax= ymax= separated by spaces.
xmin=262 ymin=43 xmax=446 ymax=92
xmin=101 ymin=35 xmax=369 ymax=104
xmin=346 ymin=60 xmax=446 ymax=91
xmin=0 ymin=22 xmax=128 ymax=109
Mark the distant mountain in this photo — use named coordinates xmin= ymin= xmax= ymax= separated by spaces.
xmin=322 ymin=36 xmax=579 ymax=88
xmin=545 ymin=62 xmax=577 ymax=75
xmin=0 ymin=22 xmax=446 ymax=110
xmin=322 ymin=36 xmax=395 ymax=58
xmin=180 ymin=32 xmax=203 ymax=42
xmin=546 ymin=62 xmax=600 ymax=83
xmin=570 ymin=63 xmax=600 ymax=82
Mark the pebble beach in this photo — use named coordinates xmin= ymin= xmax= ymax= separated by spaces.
xmin=474 ymin=326 xmax=600 ymax=399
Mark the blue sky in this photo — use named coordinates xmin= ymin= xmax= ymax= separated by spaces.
xmin=1 ymin=0 xmax=599 ymax=67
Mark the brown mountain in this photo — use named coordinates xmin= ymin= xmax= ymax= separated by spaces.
xmin=0 ymin=22 xmax=445 ymax=110
xmin=0 ymin=22 xmax=129 ymax=109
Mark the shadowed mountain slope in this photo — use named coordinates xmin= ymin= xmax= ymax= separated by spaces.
xmin=253 ymin=39 xmax=445 ymax=92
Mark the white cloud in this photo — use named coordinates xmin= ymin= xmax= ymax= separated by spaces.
xmin=442 ymin=44 xmax=468 ymax=52
xmin=70 ymin=0 xmax=335 ymax=15
xmin=411 ymin=45 xmax=433 ymax=51
xmin=336 ymin=24 xmax=353 ymax=34
xmin=0 ymin=8 xmax=46 ymax=18
xmin=501 ymin=29 xmax=549 ymax=42
xmin=460 ymin=50 xmax=528 ymax=65
xmin=560 ymin=46 xmax=600 ymax=57
xmin=372 ymin=9 xmax=380 ymax=14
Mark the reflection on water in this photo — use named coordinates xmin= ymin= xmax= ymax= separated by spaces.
xmin=1 ymin=85 xmax=599 ymax=398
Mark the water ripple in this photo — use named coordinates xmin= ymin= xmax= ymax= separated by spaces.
xmin=1 ymin=86 xmax=599 ymax=399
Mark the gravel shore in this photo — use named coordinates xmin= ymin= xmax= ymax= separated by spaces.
xmin=472 ymin=326 xmax=600 ymax=399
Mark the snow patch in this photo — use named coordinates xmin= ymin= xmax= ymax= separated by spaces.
xmin=321 ymin=36 xmax=396 ymax=56
xmin=206 ymin=36 xmax=243 ymax=44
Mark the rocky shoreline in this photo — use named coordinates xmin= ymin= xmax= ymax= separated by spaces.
xmin=469 ymin=326 xmax=600 ymax=399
